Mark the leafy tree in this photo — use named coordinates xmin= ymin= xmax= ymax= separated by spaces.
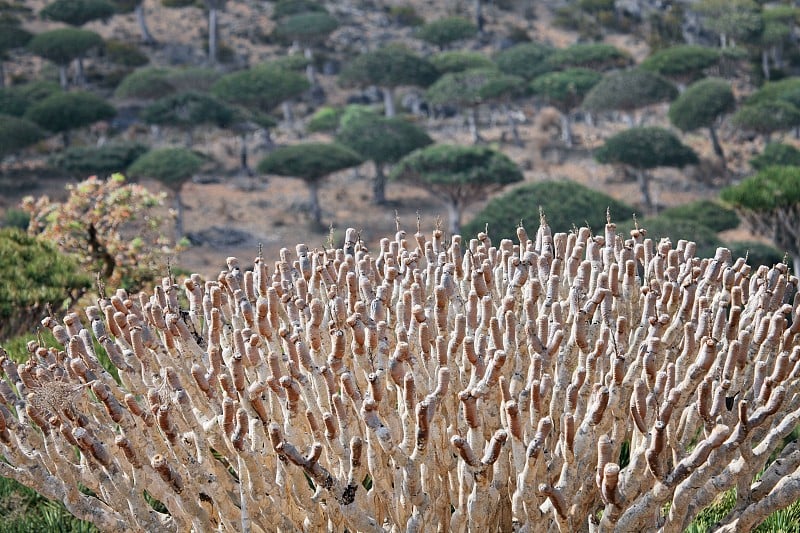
xmin=24 ymin=91 xmax=115 ymax=146
xmin=0 ymin=24 xmax=32 ymax=87
xmin=0 ymin=228 xmax=90 ymax=341
xmin=732 ymin=100 xmax=800 ymax=142
xmin=127 ymin=147 xmax=204 ymax=239
xmin=594 ymin=126 xmax=698 ymax=209
xmin=721 ymin=165 xmax=800 ymax=274
xmin=416 ymin=16 xmax=477 ymax=50
xmin=692 ymin=0 xmax=762 ymax=48
xmin=746 ymin=77 xmax=800 ymax=108
xmin=272 ymin=0 xmax=326 ymax=18
xmin=530 ymin=68 xmax=602 ymax=146
xmin=211 ymin=64 xmax=309 ymax=113
xmin=430 ymin=50 xmax=494 ymax=74
xmin=41 ymin=0 xmax=115 ymax=26
xmin=750 ymin=143 xmax=800 ymax=171
xmin=0 ymin=115 xmax=44 ymax=158
xmin=141 ymin=91 xmax=234 ymax=146
xmin=759 ymin=5 xmax=800 ymax=81
xmin=336 ymin=109 xmax=432 ymax=204
xmin=105 ymin=39 xmax=149 ymax=67
xmin=23 ymin=173 xmax=178 ymax=290
xmin=0 ymin=81 xmax=60 ymax=116
xmin=545 ymin=43 xmax=630 ymax=72
xmin=583 ymin=69 xmax=678 ymax=123
xmin=426 ymin=67 xmax=526 ymax=143
xmin=340 ymin=44 xmax=438 ymax=117
xmin=49 ymin=141 xmax=148 ymax=178
xmin=165 ymin=67 xmax=221 ymax=92
xmin=114 ymin=67 xmax=176 ymax=99
xmin=307 ymin=106 xmax=343 ymax=133
xmin=668 ymin=78 xmax=735 ymax=162
xmin=273 ymin=12 xmax=339 ymax=88
xmin=110 ymin=0 xmax=156 ymax=44
xmin=27 ymin=28 xmax=104 ymax=89
xmin=639 ymin=45 xmax=720 ymax=84
xmin=390 ymin=144 xmax=523 ymax=234
xmin=257 ymin=143 xmax=362 ymax=229
xmin=658 ymin=199 xmax=740 ymax=233
xmin=494 ymin=42 xmax=555 ymax=81
xmin=463 ymin=180 xmax=634 ymax=241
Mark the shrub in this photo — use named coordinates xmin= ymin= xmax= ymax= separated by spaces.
xmin=307 ymin=106 xmax=343 ymax=133
xmin=27 ymin=28 xmax=104 ymax=66
xmin=668 ymin=78 xmax=734 ymax=132
xmin=545 ymin=43 xmax=631 ymax=72
xmin=0 ymin=81 xmax=60 ymax=117
xmin=2 ymin=208 xmax=30 ymax=229
xmin=164 ymin=67 xmax=221 ymax=93
xmin=114 ymin=67 xmax=175 ymax=99
xmin=273 ymin=12 xmax=339 ymax=45
xmin=272 ymin=0 xmax=325 ymax=19
xmin=640 ymin=45 xmax=720 ymax=80
xmin=595 ymin=127 xmax=698 ymax=170
xmin=24 ymin=91 xmax=115 ymax=135
xmin=583 ymin=69 xmax=678 ymax=113
xmin=340 ymin=44 xmax=439 ymax=89
xmin=416 ymin=16 xmax=477 ymax=49
xmin=389 ymin=4 xmax=424 ymax=27
xmin=0 ymin=114 xmax=44 ymax=157
xmin=212 ymin=65 xmax=310 ymax=113
xmin=0 ymin=24 xmax=31 ymax=55
xmin=658 ymin=199 xmax=740 ymax=232
xmin=127 ymin=147 xmax=203 ymax=191
xmin=49 ymin=142 xmax=148 ymax=178
xmin=141 ymin=91 xmax=234 ymax=128
xmin=104 ymin=39 xmax=149 ymax=66
xmin=732 ymin=100 xmax=800 ymax=138
xmin=530 ymin=68 xmax=602 ymax=110
xmin=40 ymin=0 xmax=115 ymax=26
xmin=464 ymin=180 xmax=634 ymax=240
xmin=494 ymin=42 xmax=554 ymax=80
xmin=430 ymin=51 xmax=494 ymax=74
xmin=750 ymin=143 xmax=800 ymax=171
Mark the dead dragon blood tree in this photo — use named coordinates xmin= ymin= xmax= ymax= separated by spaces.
xmin=1 ymin=219 xmax=800 ymax=532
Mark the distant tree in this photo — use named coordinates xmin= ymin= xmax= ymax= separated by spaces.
xmin=594 ymin=126 xmax=698 ymax=210
xmin=463 ymin=180 xmax=634 ymax=241
xmin=49 ymin=141 xmax=148 ymax=178
xmin=306 ymin=106 xmax=343 ymax=133
xmin=732 ymin=100 xmax=800 ymax=143
xmin=24 ymin=91 xmax=115 ymax=146
xmin=0 ymin=24 xmax=32 ymax=87
xmin=0 ymin=80 xmax=60 ymax=117
xmin=205 ymin=0 xmax=227 ymax=64
xmin=583 ymin=69 xmax=677 ymax=124
xmin=340 ymin=44 xmax=438 ymax=117
xmin=692 ymin=0 xmax=762 ymax=48
xmin=114 ymin=67 xmax=176 ymax=99
xmin=27 ymin=28 xmax=104 ymax=88
xmin=105 ymin=39 xmax=149 ymax=66
xmin=721 ymin=165 xmax=800 ymax=273
xmin=545 ymin=43 xmax=631 ymax=72
xmin=750 ymin=143 xmax=800 ymax=171
xmin=426 ymin=68 xmax=526 ymax=143
xmin=745 ymin=77 xmax=800 ymax=108
xmin=759 ymin=5 xmax=800 ymax=81
xmin=127 ymin=147 xmax=204 ymax=239
xmin=141 ymin=91 xmax=234 ymax=146
xmin=658 ymin=199 xmax=740 ymax=233
xmin=273 ymin=12 xmax=339 ymax=87
xmin=494 ymin=42 xmax=554 ymax=81
xmin=0 ymin=115 xmax=44 ymax=158
xmin=41 ymin=0 xmax=115 ymax=26
xmin=336 ymin=109 xmax=432 ymax=204
xmin=166 ymin=67 xmax=221 ymax=92
xmin=530 ymin=68 xmax=602 ymax=147
xmin=639 ymin=45 xmax=721 ymax=85
xmin=416 ymin=16 xmax=477 ymax=50
xmin=257 ymin=143 xmax=362 ymax=229
xmin=272 ymin=0 xmax=326 ymax=18
xmin=668 ymin=78 xmax=735 ymax=162
xmin=390 ymin=144 xmax=523 ymax=234
xmin=110 ymin=0 xmax=156 ymax=44
xmin=430 ymin=50 xmax=494 ymax=74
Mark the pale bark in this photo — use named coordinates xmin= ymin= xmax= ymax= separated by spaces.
xmin=136 ymin=3 xmax=156 ymax=44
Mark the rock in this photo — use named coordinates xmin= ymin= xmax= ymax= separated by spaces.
xmin=186 ymin=226 xmax=253 ymax=247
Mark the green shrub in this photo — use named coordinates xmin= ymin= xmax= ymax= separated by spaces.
xmin=658 ymin=199 xmax=740 ymax=232
xmin=0 ymin=81 xmax=61 ymax=117
xmin=389 ymin=4 xmax=424 ymax=26
xmin=750 ymin=143 xmax=800 ymax=170
xmin=584 ymin=69 xmax=678 ymax=112
xmin=732 ymin=100 xmax=800 ymax=137
xmin=141 ymin=91 xmax=234 ymax=128
xmin=2 ymin=208 xmax=29 ymax=229
xmin=307 ymin=106 xmax=343 ymax=133
xmin=212 ymin=65 xmax=310 ymax=113
xmin=114 ymin=67 xmax=175 ymax=99
xmin=27 ymin=28 xmax=104 ymax=66
xmin=41 ymin=0 xmax=115 ymax=26
xmin=430 ymin=51 xmax=494 ymax=74
xmin=272 ymin=0 xmax=326 ymax=18
xmin=24 ymin=91 xmax=115 ymax=135
xmin=0 ymin=114 xmax=44 ymax=157
xmin=494 ymin=42 xmax=555 ymax=80
xmin=416 ymin=17 xmax=477 ymax=49
xmin=546 ymin=43 xmax=630 ymax=71
xmin=105 ymin=39 xmax=149 ymax=66
xmin=127 ymin=147 xmax=204 ymax=190
xmin=530 ymin=68 xmax=602 ymax=110
xmin=640 ymin=45 xmax=720 ymax=80
xmin=273 ymin=12 xmax=339 ymax=44
xmin=340 ymin=44 xmax=439 ymax=89
xmin=463 ymin=180 xmax=634 ymax=240
xmin=49 ymin=142 xmax=148 ymax=178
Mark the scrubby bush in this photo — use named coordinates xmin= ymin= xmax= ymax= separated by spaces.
xmin=657 ymin=199 xmax=740 ymax=232
xmin=212 ymin=64 xmax=309 ymax=113
xmin=416 ymin=16 xmax=477 ymax=50
xmin=732 ymin=100 xmax=800 ymax=140
xmin=746 ymin=77 xmax=800 ymax=108
xmin=104 ymin=39 xmax=149 ymax=66
xmin=583 ymin=69 xmax=678 ymax=114
xmin=141 ymin=91 xmax=234 ymax=129
xmin=640 ymin=45 xmax=720 ymax=81
xmin=307 ymin=106 xmax=343 ymax=133
xmin=114 ymin=67 xmax=175 ymax=99
xmin=530 ymin=68 xmax=602 ymax=110
xmin=750 ymin=143 xmax=800 ymax=170
xmin=0 ymin=114 xmax=44 ymax=157
xmin=494 ymin=42 xmax=554 ymax=80
xmin=27 ymin=28 xmax=104 ymax=87
xmin=546 ymin=43 xmax=630 ymax=72
xmin=24 ymin=91 xmax=115 ymax=142
xmin=49 ymin=141 xmax=148 ymax=178
xmin=0 ymin=81 xmax=60 ymax=117
xmin=430 ymin=51 xmax=494 ymax=74
xmin=272 ymin=0 xmax=325 ymax=18
xmin=41 ymin=0 xmax=115 ymax=26
xmin=388 ymin=4 xmax=424 ymax=26
xmin=273 ymin=12 xmax=338 ymax=44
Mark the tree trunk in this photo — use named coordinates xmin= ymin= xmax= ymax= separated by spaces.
xmin=282 ymin=101 xmax=294 ymax=126
xmin=305 ymin=47 xmax=317 ymax=86
xmin=474 ymin=0 xmax=484 ymax=33
xmin=560 ymin=111 xmax=573 ymax=148
xmin=468 ymin=107 xmax=483 ymax=144
xmin=184 ymin=129 xmax=194 ymax=148
xmin=208 ymin=7 xmax=218 ymax=64
xmin=762 ymin=49 xmax=770 ymax=81
xmin=136 ymin=3 xmax=156 ymax=44
xmin=709 ymin=124 xmax=725 ymax=163
xmin=307 ymin=180 xmax=323 ymax=229
xmin=76 ymin=56 xmax=85 ymax=87
xmin=174 ymin=188 xmax=185 ymax=241
xmin=239 ymin=133 xmax=252 ymax=176
xmin=445 ymin=199 xmax=461 ymax=236
xmin=59 ymin=64 xmax=68 ymax=90
xmin=373 ymin=161 xmax=387 ymax=205
xmin=0 ymin=62 xmax=5 ymax=88
xmin=384 ymin=86 xmax=396 ymax=118
xmin=505 ymin=104 xmax=523 ymax=147
xmin=636 ymin=169 xmax=653 ymax=212
xmin=62 ymin=130 xmax=71 ymax=148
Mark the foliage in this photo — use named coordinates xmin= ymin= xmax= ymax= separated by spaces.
xmin=340 ymin=44 xmax=438 ymax=88
xmin=24 ymin=91 xmax=115 ymax=134
xmin=691 ymin=0 xmax=763 ymax=45
xmin=640 ymin=45 xmax=720 ymax=80
xmin=40 ymin=0 xmax=115 ymax=26
xmin=732 ymin=101 xmax=800 ymax=136
xmin=426 ymin=68 xmax=526 ymax=107
xmin=750 ymin=143 xmax=800 ymax=171
xmin=27 ymin=28 xmax=104 ymax=65
xmin=2 ymin=208 xmax=30 ymax=230
xmin=0 ymin=114 xmax=43 ymax=157
xmin=530 ymin=68 xmax=602 ymax=111
xmin=48 ymin=141 xmax=148 ymax=178
xmin=658 ymin=199 xmax=740 ymax=232
xmin=583 ymin=69 xmax=677 ymax=113
xmin=747 ymin=77 xmax=800 ymax=109
xmin=211 ymin=64 xmax=310 ymax=112
xmin=595 ymin=127 xmax=698 ymax=170
xmin=494 ymin=42 xmax=555 ymax=80
xmin=127 ymin=147 xmax=203 ymax=191
xmin=463 ymin=180 xmax=634 ymax=241
xmin=272 ymin=0 xmax=325 ymax=19
xmin=0 ymin=24 xmax=31 ymax=54
xmin=141 ymin=91 xmax=234 ymax=128
xmin=726 ymin=241 xmax=785 ymax=269
xmin=0 ymin=228 xmax=90 ymax=341
xmin=165 ymin=67 xmax=221 ymax=93
xmin=273 ymin=12 xmax=338 ymax=44
xmin=257 ymin=142 xmax=362 ymax=182
xmin=388 ymin=4 xmax=424 ymax=27
xmin=416 ymin=16 xmax=476 ymax=49
xmin=306 ymin=106 xmax=343 ymax=133
xmin=336 ymin=110 xmax=432 ymax=165
xmin=430 ymin=51 xmax=494 ymax=74
xmin=22 ymin=173 xmax=176 ymax=290
xmin=0 ymin=81 xmax=60 ymax=117
xmin=668 ymin=78 xmax=735 ymax=131
xmin=114 ymin=67 xmax=175 ymax=99
xmin=268 ymin=54 xmax=310 ymax=72
xmin=104 ymin=38 xmax=149 ymax=66
xmin=545 ymin=43 xmax=630 ymax=72
xmin=721 ymin=166 xmax=800 ymax=211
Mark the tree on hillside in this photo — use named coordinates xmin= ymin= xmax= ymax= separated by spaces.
xmin=340 ymin=44 xmax=438 ymax=117
xmin=27 ymin=28 xmax=104 ymax=89
xmin=750 ymin=143 xmax=800 ymax=171
xmin=111 ymin=0 xmax=156 ymax=44
xmin=639 ymin=45 xmax=721 ymax=86
xmin=732 ymin=100 xmax=800 ymax=143
xmin=41 ymin=0 xmax=115 ymax=26
xmin=759 ymin=5 xmax=800 ymax=81
xmin=721 ymin=165 xmax=800 ymax=274
xmin=272 ymin=0 xmax=326 ymax=18
xmin=0 ymin=24 xmax=32 ymax=87
xmin=24 ymin=91 xmax=115 ymax=146
xmin=416 ymin=16 xmax=477 ymax=50
xmin=426 ymin=68 xmax=526 ymax=143
xmin=336 ymin=109 xmax=432 ymax=205
xmin=0 ymin=115 xmax=44 ymax=159
xmin=668 ymin=78 xmax=735 ymax=163
xmin=530 ymin=68 xmax=602 ymax=147
xmin=161 ymin=0 xmax=227 ymax=64
xmin=545 ymin=43 xmax=630 ymax=72
xmin=594 ymin=126 xmax=698 ymax=210
xmin=390 ymin=144 xmax=523 ymax=234
xmin=463 ymin=180 xmax=634 ymax=241
xmin=141 ymin=91 xmax=234 ymax=146
xmin=127 ymin=147 xmax=204 ymax=239
xmin=273 ymin=11 xmax=338 ymax=88
xmin=0 ymin=81 xmax=60 ymax=117
xmin=746 ymin=77 xmax=800 ymax=108
xmin=583 ymin=69 xmax=677 ymax=124
xmin=430 ymin=50 xmax=494 ymax=74
xmin=494 ymin=42 xmax=554 ymax=81
xmin=257 ymin=143 xmax=362 ymax=229
xmin=692 ymin=0 xmax=762 ymax=48
xmin=49 ymin=141 xmax=148 ymax=178
xmin=115 ymin=67 xmax=176 ymax=99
